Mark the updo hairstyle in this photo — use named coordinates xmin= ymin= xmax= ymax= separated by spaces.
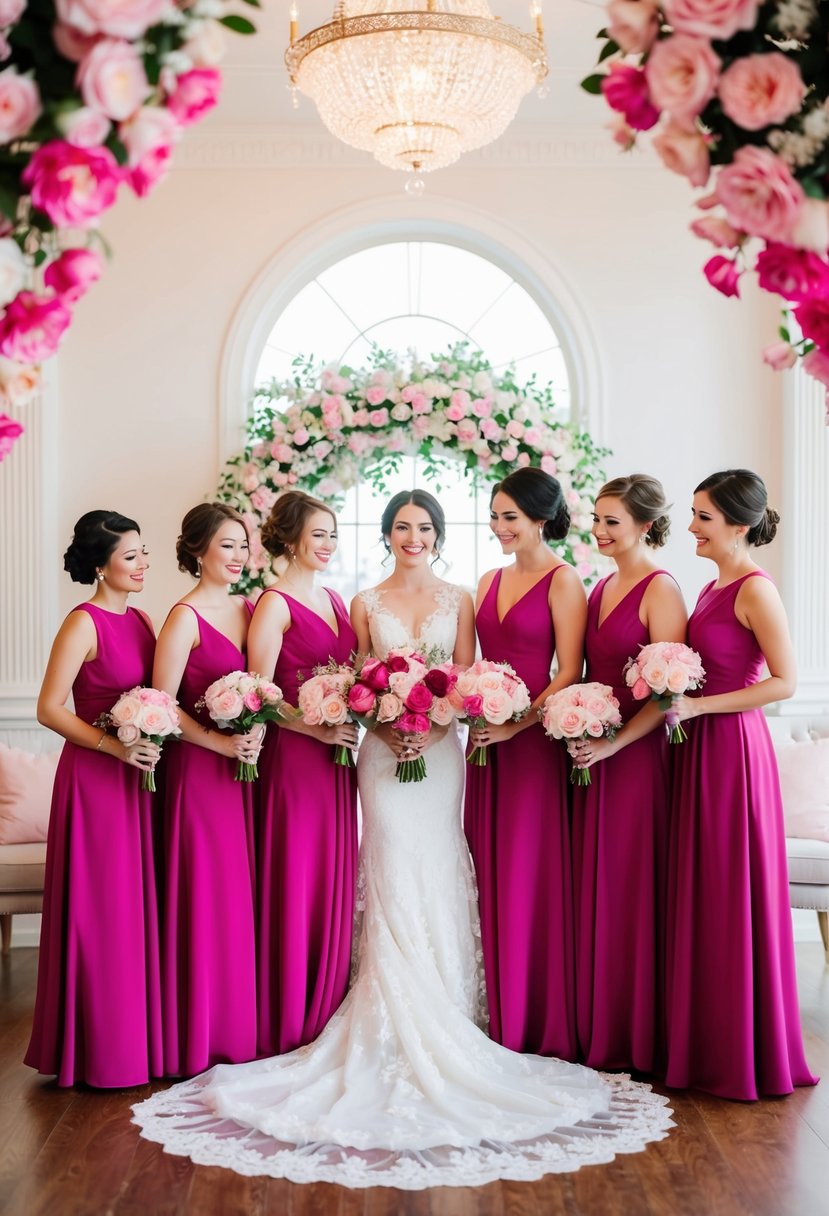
xmin=491 ymin=467 xmax=570 ymax=541
xmin=63 ymin=510 xmax=140 ymax=585
xmin=260 ymin=490 xmax=335 ymax=558
xmin=695 ymin=469 xmax=779 ymax=547
xmin=596 ymin=474 xmax=671 ymax=548
xmin=176 ymin=502 xmax=250 ymax=577
xmin=380 ymin=489 xmax=446 ymax=561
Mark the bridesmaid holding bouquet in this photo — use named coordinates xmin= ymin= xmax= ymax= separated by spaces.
xmin=465 ymin=467 xmax=586 ymax=1058
xmin=568 ymin=475 xmax=686 ymax=1072
xmin=153 ymin=503 xmax=260 ymax=1075
xmin=664 ymin=469 xmax=816 ymax=1099
xmin=248 ymin=491 xmax=358 ymax=1056
xmin=26 ymin=511 xmax=162 ymax=1087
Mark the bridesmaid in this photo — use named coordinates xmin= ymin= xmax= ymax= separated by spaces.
xmin=465 ymin=467 xmax=587 ymax=1058
xmin=569 ymin=475 xmax=686 ymax=1072
xmin=248 ymin=490 xmax=358 ymax=1056
xmin=153 ymin=503 xmax=260 ymax=1075
xmin=26 ymin=510 xmax=162 ymax=1087
xmin=664 ymin=469 xmax=816 ymax=1099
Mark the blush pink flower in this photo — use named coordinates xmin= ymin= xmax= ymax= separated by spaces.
xmin=645 ymin=35 xmax=721 ymax=129
xmin=470 ymin=396 xmax=492 ymax=418
xmin=607 ymin=0 xmax=660 ymax=53
xmin=690 ymin=215 xmax=742 ymax=248
xmin=601 ymin=62 xmax=660 ymax=131
xmin=409 ymin=390 xmax=431 ymax=414
xmin=0 ymin=66 xmax=41 ymax=143
xmin=119 ymin=104 xmax=178 ymax=197
xmin=365 ymin=384 xmax=386 ymax=406
xmin=0 ymin=291 xmax=72 ymax=362
xmin=762 ymin=341 xmax=797 ymax=371
xmin=166 ymin=67 xmax=221 ymax=127
xmin=22 ymin=140 xmax=121 ymax=227
xmin=53 ymin=21 xmax=99 ymax=62
xmin=431 ymin=697 xmax=455 ymax=726
xmin=116 ymin=722 xmax=141 ymax=745
xmin=321 ymin=695 xmax=348 ymax=725
xmin=77 ymin=37 xmax=148 ymax=121
xmin=445 ymin=401 xmax=466 ymax=422
xmin=456 ymin=419 xmax=477 ymax=444
xmin=369 ymin=408 xmax=389 ymax=427
xmin=718 ymin=53 xmax=805 ymax=133
xmin=43 ymin=247 xmax=104 ymax=302
xmin=292 ymin=426 xmax=310 ymax=446
xmin=653 ymin=121 xmax=710 ymax=187
xmin=0 ymin=411 xmax=23 ymax=461
xmin=377 ymin=693 xmax=403 ymax=723
xmin=661 ymin=0 xmax=757 ymax=39
xmin=57 ymin=105 xmax=111 ymax=147
xmin=540 ymin=454 xmax=557 ymax=475
xmin=0 ymin=0 xmax=26 ymax=26
xmin=479 ymin=417 xmax=502 ymax=441
xmin=501 ymin=442 xmax=519 ymax=462
xmin=802 ymin=348 xmax=829 ymax=390
xmin=631 ymin=677 xmax=651 ymax=701
xmin=716 ymin=147 xmax=804 ymax=242
xmin=56 ymin=0 xmax=169 ymax=39
xmin=755 ymin=243 xmax=829 ymax=303
xmin=703 ymin=254 xmax=741 ymax=298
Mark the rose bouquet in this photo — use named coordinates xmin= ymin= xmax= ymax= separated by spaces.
xmin=450 ymin=659 xmax=532 ymax=766
xmin=97 ymin=685 xmax=181 ymax=792
xmin=346 ymin=648 xmax=458 ymax=783
xmin=297 ymin=660 xmax=358 ymax=768
xmin=540 ymin=682 xmax=622 ymax=785
xmin=197 ymin=670 xmax=291 ymax=782
xmin=624 ymin=641 xmax=706 ymax=742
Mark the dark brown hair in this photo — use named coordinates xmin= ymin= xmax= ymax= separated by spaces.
xmin=64 ymin=510 xmax=140 ymax=584
xmin=380 ymin=489 xmax=446 ymax=559
xmin=695 ymin=469 xmax=779 ymax=546
xmin=596 ymin=474 xmax=671 ymax=548
xmin=260 ymin=490 xmax=335 ymax=558
xmin=176 ymin=502 xmax=250 ymax=576
xmin=491 ymin=466 xmax=570 ymax=541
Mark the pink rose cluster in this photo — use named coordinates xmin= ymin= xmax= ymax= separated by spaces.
xmin=624 ymin=641 xmax=705 ymax=742
xmin=103 ymin=685 xmax=182 ymax=791
xmin=451 ymin=659 xmax=531 ymax=767
xmin=298 ymin=661 xmax=358 ymax=768
xmin=198 ymin=669 xmax=287 ymax=781
xmin=540 ymin=682 xmax=622 ymax=785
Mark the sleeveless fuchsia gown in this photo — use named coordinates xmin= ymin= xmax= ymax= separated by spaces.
xmin=160 ymin=601 xmax=258 ymax=1075
xmin=572 ymin=571 xmax=671 ymax=1072
xmin=665 ymin=572 xmax=817 ymax=1099
xmin=464 ymin=567 xmax=577 ymax=1058
xmin=25 ymin=604 xmax=162 ymax=1087
xmin=256 ymin=588 xmax=358 ymax=1057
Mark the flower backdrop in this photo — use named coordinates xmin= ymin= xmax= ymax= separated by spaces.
xmin=218 ymin=345 xmax=610 ymax=594
xmin=0 ymin=0 xmax=256 ymax=461
xmin=584 ymin=0 xmax=829 ymax=418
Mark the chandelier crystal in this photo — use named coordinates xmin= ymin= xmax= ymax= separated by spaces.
xmin=285 ymin=1 xmax=548 ymax=175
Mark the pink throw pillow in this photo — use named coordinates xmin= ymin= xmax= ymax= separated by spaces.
xmin=0 ymin=743 xmax=59 ymax=844
xmin=775 ymin=737 xmax=829 ymax=843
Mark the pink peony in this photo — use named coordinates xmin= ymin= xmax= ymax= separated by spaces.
xmin=396 ymin=711 xmax=430 ymax=736
xmin=43 ymin=247 xmax=104 ymax=302
xmin=652 ymin=122 xmax=710 ymax=187
xmin=57 ymin=105 xmax=111 ymax=147
xmin=166 ymin=68 xmax=221 ymax=127
xmin=661 ymin=0 xmax=757 ymax=39
xmin=55 ymin=0 xmax=170 ymax=39
xmin=762 ymin=341 xmax=797 ymax=371
xmin=690 ymin=215 xmax=742 ymax=248
xmin=755 ymin=243 xmax=829 ymax=303
xmin=77 ymin=37 xmax=148 ymax=121
xmin=0 ymin=66 xmax=41 ymax=143
xmin=347 ymin=683 xmax=376 ymax=716
xmin=796 ymin=299 xmax=829 ymax=353
xmin=601 ymin=63 xmax=660 ymax=132
xmin=703 ymin=254 xmax=741 ymax=298
xmin=718 ymin=53 xmax=806 ymax=133
xmin=22 ymin=140 xmax=121 ymax=228
xmin=607 ymin=0 xmax=660 ymax=53
xmin=716 ymin=147 xmax=804 ymax=242
xmin=0 ymin=292 xmax=72 ymax=362
xmin=802 ymin=348 xmax=829 ymax=390
xmin=0 ymin=411 xmax=22 ymax=461
xmin=645 ymin=35 xmax=721 ymax=130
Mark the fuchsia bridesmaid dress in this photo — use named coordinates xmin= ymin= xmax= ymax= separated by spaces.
xmin=25 ymin=604 xmax=162 ymax=1087
xmin=572 ymin=572 xmax=671 ymax=1072
xmin=464 ymin=567 xmax=577 ymax=1058
xmin=161 ymin=602 xmax=257 ymax=1075
xmin=256 ymin=588 xmax=358 ymax=1057
xmin=665 ymin=572 xmax=817 ymax=1099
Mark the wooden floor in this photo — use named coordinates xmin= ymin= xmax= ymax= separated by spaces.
xmin=1 ymin=946 xmax=828 ymax=1216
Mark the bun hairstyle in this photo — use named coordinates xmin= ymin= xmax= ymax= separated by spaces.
xmin=176 ymin=502 xmax=249 ymax=577
xmin=597 ymin=474 xmax=671 ymax=548
xmin=695 ymin=468 xmax=780 ymax=547
xmin=491 ymin=466 xmax=570 ymax=542
xmin=381 ymin=489 xmax=446 ymax=560
xmin=260 ymin=490 xmax=335 ymax=558
xmin=63 ymin=510 xmax=140 ymax=584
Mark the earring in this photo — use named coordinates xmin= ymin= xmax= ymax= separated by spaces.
xmin=96 ymin=570 xmax=104 ymax=583
xmin=731 ymin=536 xmax=740 ymax=555
xmin=196 ymin=557 xmax=202 ymax=577
xmin=638 ymin=534 xmax=645 ymax=544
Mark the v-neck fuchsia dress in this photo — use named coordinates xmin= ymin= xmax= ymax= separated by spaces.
xmin=255 ymin=588 xmax=358 ymax=1057
xmin=160 ymin=601 xmax=258 ymax=1076
xmin=665 ymin=572 xmax=816 ymax=1099
xmin=464 ymin=566 xmax=577 ymax=1059
xmin=572 ymin=571 xmax=672 ymax=1073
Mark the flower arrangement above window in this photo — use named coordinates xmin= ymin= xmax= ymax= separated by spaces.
xmin=218 ymin=344 xmax=609 ymax=594
xmin=583 ymin=0 xmax=829 ymax=419
xmin=0 ymin=0 xmax=256 ymax=462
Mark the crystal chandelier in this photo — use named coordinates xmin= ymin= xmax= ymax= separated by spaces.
xmin=285 ymin=2 xmax=548 ymax=178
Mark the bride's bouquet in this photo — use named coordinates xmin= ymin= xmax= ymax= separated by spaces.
xmin=540 ymin=682 xmax=622 ymax=786
xmin=347 ymin=648 xmax=458 ymax=783
xmin=451 ymin=659 xmax=532 ymax=766
xmin=624 ymin=642 xmax=706 ymax=743
xmin=97 ymin=686 xmax=182 ymax=792
xmin=298 ymin=660 xmax=359 ymax=768
xmin=197 ymin=671 xmax=291 ymax=781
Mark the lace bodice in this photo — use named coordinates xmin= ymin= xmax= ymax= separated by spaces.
xmin=358 ymin=584 xmax=462 ymax=662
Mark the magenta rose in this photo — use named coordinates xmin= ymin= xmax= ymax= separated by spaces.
xmin=424 ymin=667 xmax=455 ymax=698
xmin=77 ymin=37 xmax=149 ymax=121
xmin=463 ymin=693 xmax=484 ymax=719
xmin=795 ymin=299 xmax=829 ymax=353
xmin=360 ymin=658 xmax=390 ymax=690
xmin=717 ymin=147 xmax=804 ymax=242
xmin=404 ymin=682 xmax=434 ymax=713
xmin=396 ymin=712 xmax=430 ymax=736
xmin=601 ymin=63 xmax=660 ymax=131
xmin=166 ymin=68 xmax=221 ymax=127
xmin=0 ymin=66 xmax=41 ymax=143
xmin=386 ymin=654 xmax=410 ymax=674
xmin=755 ymin=243 xmax=829 ymax=303
xmin=43 ymin=247 xmax=104 ymax=302
xmin=0 ymin=410 xmax=23 ymax=462
xmin=718 ymin=53 xmax=805 ymax=133
xmin=22 ymin=140 xmax=121 ymax=227
xmin=661 ymin=0 xmax=757 ymax=39
xmin=55 ymin=0 xmax=170 ymax=39
xmin=347 ymin=682 xmax=377 ymax=716
xmin=652 ymin=122 xmax=710 ymax=187
xmin=0 ymin=291 xmax=72 ymax=362
xmin=703 ymin=254 xmax=741 ymax=298
xmin=645 ymin=35 xmax=721 ymax=130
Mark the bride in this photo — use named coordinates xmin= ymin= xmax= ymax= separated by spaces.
xmin=132 ymin=490 xmax=672 ymax=1190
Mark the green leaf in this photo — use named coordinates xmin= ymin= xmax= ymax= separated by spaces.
xmin=581 ymin=74 xmax=605 ymax=95
xmin=801 ymin=177 xmax=827 ymax=200
xmin=598 ymin=39 xmax=620 ymax=63
xmin=239 ymin=0 xmax=261 ymax=6
xmin=219 ymin=14 xmax=257 ymax=34
xmin=778 ymin=325 xmax=790 ymax=343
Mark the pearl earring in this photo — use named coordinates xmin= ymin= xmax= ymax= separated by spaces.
xmin=96 ymin=571 xmax=104 ymax=583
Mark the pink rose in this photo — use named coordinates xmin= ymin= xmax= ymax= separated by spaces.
xmin=77 ymin=37 xmax=148 ymax=121
xmin=360 ymin=658 xmax=390 ymax=691
xmin=351 ymin=408 xmax=370 ymax=427
xmin=645 ymin=35 xmax=721 ymax=129
xmin=0 ymin=410 xmax=22 ymax=461
xmin=662 ymin=0 xmax=757 ymax=38
xmin=0 ymin=292 xmax=72 ymax=362
xmin=445 ymin=401 xmax=465 ymax=422
xmin=365 ymin=385 xmax=386 ymax=406
xmin=404 ymin=682 xmax=434 ymax=713
xmin=653 ymin=122 xmax=710 ymax=187
xmin=802 ymin=348 xmax=829 ymax=389
xmin=22 ymin=140 xmax=121 ymax=227
xmin=631 ymin=677 xmax=651 ymax=701
xmin=501 ymin=443 xmax=518 ymax=462
xmin=43 ymin=247 xmax=104 ymax=302
xmin=347 ymin=683 xmax=377 ymax=716
xmin=111 ymin=693 xmax=141 ymax=725
xmin=120 ymin=105 xmax=178 ymax=198
xmin=377 ymin=692 xmax=403 ymax=723
xmin=716 ymin=147 xmax=804 ymax=242
xmin=690 ymin=215 xmax=741 ymax=248
xmin=796 ymin=299 xmax=829 ymax=353
xmin=559 ymin=707 xmax=588 ymax=737
xmin=585 ymin=718 xmax=606 ymax=738
xmin=271 ymin=442 xmax=294 ymax=463
xmin=321 ymin=694 xmax=348 ymax=726
xmin=505 ymin=419 xmax=524 ymax=439
xmin=56 ymin=0 xmax=170 ymax=39
xmin=456 ymin=419 xmax=477 ymax=444
xmin=540 ymin=454 xmax=557 ymax=475
xmin=481 ymin=688 xmax=513 ymax=725
xmin=641 ymin=660 xmax=668 ymax=692
xmin=52 ymin=21 xmax=98 ymax=62
xmin=762 ymin=341 xmax=797 ymax=371
xmin=410 ymin=391 xmax=432 ymax=414
xmin=139 ymin=706 xmax=174 ymax=736
xmin=449 ymin=389 xmax=470 ymax=414
xmin=369 ymin=408 xmax=389 ymax=427
xmin=0 ymin=0 xmax=26 ymax=26
xmin=292 ymin=427 xmax=310 ymax=446
xmin=607 ymin=0 xmax=660 ymax=53
xmin=396 ymin=711 xmax=430 ymax=736
xmin=463 ymin=693 xmax=484 ymax=719
xmin=666 ymin=664 xmax=690 ymax=693
xmin=471 ymin=396 xmax=492 ymax=418
xmin=243 ymin=691 xmax=262 ymax=713
xmin=261 ymin=682 xmax=282 ymax=705
xmin=703 ymin=254 xmax=741 ymax=298
xmin=116 ymin=722 xmax=141 ymax=745
xmin=755 ymin=243 xmax=829 ymax=303
xmin=431 ymin=697 xmax=455 ymax=727
xmin=57 ymin=105 xmax=111 ymax=147
xmin=0 ymin=356 xmax=39 ymax=405
xmin=601 ymin=63 xmax=660 ymax=132
xmin=212 ymin=688 xmax=244 ymax=720
xmin=480 ymin=417 xmax=502 ymax=441
xmin=718 ymin=52 xmax=805 ymax=133
xmin=166 ymin=67 xmax=221 ymax=127
xmin=0 ymin=66 xmax=41 ymax=143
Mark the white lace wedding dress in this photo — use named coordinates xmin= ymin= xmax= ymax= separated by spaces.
xmin=132 ymin=584 xmax=673 ymax=1189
